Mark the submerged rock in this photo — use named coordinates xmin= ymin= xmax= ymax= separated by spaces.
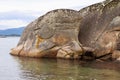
xmin=11 ymin=0 xmax=120 ymax=61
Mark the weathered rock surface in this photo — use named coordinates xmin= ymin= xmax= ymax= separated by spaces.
xmin=11 ymin=0 xmax=120 ymax=61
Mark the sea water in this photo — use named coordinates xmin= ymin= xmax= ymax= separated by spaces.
xmin=0 ymin=37 xmax=120 ymax=80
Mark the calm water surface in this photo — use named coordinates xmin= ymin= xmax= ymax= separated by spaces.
xmin=0 ymin=37 xmax=120 ymax=80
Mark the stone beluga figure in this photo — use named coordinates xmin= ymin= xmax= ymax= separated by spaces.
xmin=11 ymin=0 xmax=120 ymax=61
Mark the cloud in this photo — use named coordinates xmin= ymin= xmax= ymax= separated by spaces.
xmin=0 ymin=20 xmax=28 ymax=29
xmin=0 ymin=0 xmax=105 ymax=12
xmin=0 ymin=0 xmax=105 ymax=29
xmin=0 ymin=11 xmax=43 ymax=21
xmin=0 ymin=25 xmax=11 ymax=30
xmin=0 ymin=11 xmax=45 ymax=29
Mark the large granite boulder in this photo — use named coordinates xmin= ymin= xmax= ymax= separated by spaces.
xmin=11 ymin=9 xmax=83 ymax=59
xmin=11 ymin=0 xmax=120 ymax=61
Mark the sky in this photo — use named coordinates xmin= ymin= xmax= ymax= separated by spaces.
xmin=0 ymin=0 xmax=105 ymax=30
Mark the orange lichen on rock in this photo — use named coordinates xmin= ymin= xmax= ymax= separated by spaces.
xmin=35 ymin=35 xmax=44 ymax=48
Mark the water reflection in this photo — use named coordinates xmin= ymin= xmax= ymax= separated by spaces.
xmin=81 ymin=61 xmax=120 ymax=71
xmin=1 ymin=37 xmax=120 ymax=80
xmin=13 ymin=56 xmax=120 ymax=80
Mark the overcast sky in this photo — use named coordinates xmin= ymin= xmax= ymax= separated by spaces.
xmin=0 ymin=0 xmax=105 ymax=30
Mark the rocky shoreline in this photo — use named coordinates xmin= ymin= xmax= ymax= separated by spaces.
xmin=10 ymin=0 xmax=120 ymax=61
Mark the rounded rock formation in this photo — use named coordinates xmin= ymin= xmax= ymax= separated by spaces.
xmin=11 ymin=9 xmax=83 ymax=59
xmin=11 ymin=0 xmax=120 ymax=61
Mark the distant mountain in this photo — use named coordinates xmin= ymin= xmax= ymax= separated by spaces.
xmin=0 ymin=27 xmax=25 ymax=36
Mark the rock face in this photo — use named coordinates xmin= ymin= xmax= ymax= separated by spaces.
xmin=11 ymin=0 xmax=120 ymax=61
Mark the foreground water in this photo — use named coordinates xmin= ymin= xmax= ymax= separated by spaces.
xmin=0 ymin=37 xmax=120 ymax=80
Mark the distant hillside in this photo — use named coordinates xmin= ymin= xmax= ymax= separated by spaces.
xmin=0 ymin=27 xmax=24 ymax=36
